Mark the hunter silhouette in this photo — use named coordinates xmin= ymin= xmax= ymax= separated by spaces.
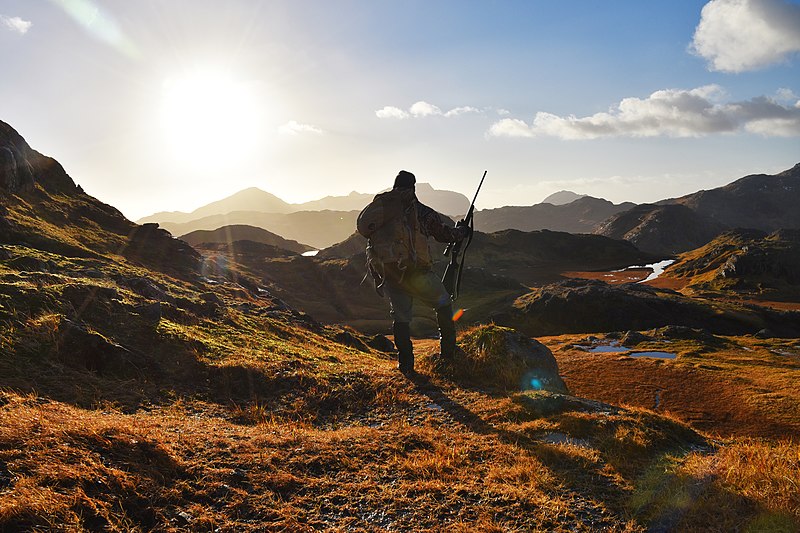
xmin=357 ymin=170 xmax=470 ymax=374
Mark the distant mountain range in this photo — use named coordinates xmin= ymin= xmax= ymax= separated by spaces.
xmin=140 ymin=162 xmax=800 ymax=253
xmin=141 ymin=184 xmax=636 ymax=248
xmin=474 ymin=196 xmax=635 ymax=234
xmin=139 ymin=183 xmax=472 ymax=249
xmin=138 ymin=182 xmax=471 ymax=224
xmin=596 ymin=163 xmax=800 ymax=255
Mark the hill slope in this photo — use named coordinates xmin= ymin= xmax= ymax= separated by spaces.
xmin=594 ymin=203 xmax=729 ymax=256
xmin=664 ymin=163 xmax=800 ymax=231
xmin=179 ymin=224 xmax=313 ymax=254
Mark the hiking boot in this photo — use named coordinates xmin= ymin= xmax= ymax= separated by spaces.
xmin=393 ymin=321 xmax=414 ymax=374
xmin=398 ymin=364 xmax=416 ymax=377
xmin=436 ymin=304 xmax=457 ymax=359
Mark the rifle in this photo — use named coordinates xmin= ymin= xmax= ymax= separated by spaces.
xmin=442 ymin=170 xmax=487 ymax=301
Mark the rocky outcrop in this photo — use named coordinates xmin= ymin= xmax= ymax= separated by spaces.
xmin=0 ymin=120 xmax=79 ymax=194
xmin=124 ymin=223 xmax=201 ymax=278
xmin=669 ymin=228 xmax=800 ymax=289
xmin=719 ymin=229 xmax=800 ymax=284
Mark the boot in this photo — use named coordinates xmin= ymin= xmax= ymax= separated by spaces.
xmin=393 ymin=321 xmax=414 ymax=374
xmin=436 ymin=304 xmax=457 ymax=361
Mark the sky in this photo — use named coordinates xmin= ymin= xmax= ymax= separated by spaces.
xmin=1 ymin=0 xmax=799 ymax=220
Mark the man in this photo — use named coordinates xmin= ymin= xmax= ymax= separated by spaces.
xmin=357 ymin=170 xmax=470 ymax=375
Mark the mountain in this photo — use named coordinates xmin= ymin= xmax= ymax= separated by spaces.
xmin=296 ymin=182 xmax=470 ymax=216
xmin=593 ymin=203 xmax=729 ymax=256
xmin=138 ymin=187 xmax=293 ymax=225
xmin=138 ymin=183 xmax=470 ymax=249
xmin=293 ymin=190 xmax=373 ymax=212
xmin=595 ymin=163 xmax=800 ymax=256
xmin=474 ymin=196 xmax=636 ymax=234
xmin=179 ymin=224 xmax=313 ymax=254
xmin=541 ymin=190 xmax=587 ymax=205
xmin=407 ymin=182 xmax=470 ymax=216
xmin=662 ymin=163 xmax=800 ymax=231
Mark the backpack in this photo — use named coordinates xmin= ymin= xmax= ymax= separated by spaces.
xmin=356 ymin=188 xmax=431 ymax=293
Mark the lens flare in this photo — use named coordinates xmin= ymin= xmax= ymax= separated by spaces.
xmin=452 ymin=308 xmax=465 ymax=321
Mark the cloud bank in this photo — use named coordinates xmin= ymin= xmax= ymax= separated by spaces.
xmin=691 ymin=0 xmax=800 ymax=72
xmin=489 ymin=85 xmax=800 ymax=139
xmin=1 ymin=14 xmax=32 ymax=34
xmin=376 ymin=101 xmax=480 ymax=119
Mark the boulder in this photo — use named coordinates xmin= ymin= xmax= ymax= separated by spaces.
xmin=437 ymin=324 xmax=568 ymax=393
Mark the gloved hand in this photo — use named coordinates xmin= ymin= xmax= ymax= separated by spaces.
xmin=454 ymin=220 xmax=472 ymax=241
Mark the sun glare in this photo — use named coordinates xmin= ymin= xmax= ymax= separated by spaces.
xmin=160 ymin=70 xmax=262 ymax=169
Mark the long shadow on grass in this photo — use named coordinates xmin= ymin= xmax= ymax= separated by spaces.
xmin=407 ymin=373 xmax=625 ymax=525
xmin=405 ymin=374 xmax=791 ymax=531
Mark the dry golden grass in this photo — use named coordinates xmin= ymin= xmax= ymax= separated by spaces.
xmin=544 ymin=333 xmax=800 ymax=439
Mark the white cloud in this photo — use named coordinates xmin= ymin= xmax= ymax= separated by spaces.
xmin=488 ymin=85 xmax=800 ymax=140
xmin=444 ymin=106 xmax=480 ymax=117
xmin=1 ymin=14 xmax=32 ymax=34
xmin=409 ymin=101 xmax=442 ymax=117
xmin=376 ymin=101 xmax=481 ymax=119
xmin=691 ymin=0 xmax=800 ymax=72
xmin=375 ymin=106 xmax=409 ymax=119
xmin=279 ymin=120 xmax=324 ymax=136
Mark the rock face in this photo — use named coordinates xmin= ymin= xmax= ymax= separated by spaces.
xmin=0 ymin=120 xmax=78 ymax=194
xmin=719 ymin=229 xmax=800 ymax=284
xmin=594 ymin=204 xmax=728 ymax=256
xmin=447 ymin=324 xmax=568 ymax=392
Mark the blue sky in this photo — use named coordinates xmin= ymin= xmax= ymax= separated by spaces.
xmin=1 ymin=0 xmax=798 ymax=219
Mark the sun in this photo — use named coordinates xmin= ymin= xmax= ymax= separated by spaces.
xmin=159 ymin=69 xmax=262 ymax=169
